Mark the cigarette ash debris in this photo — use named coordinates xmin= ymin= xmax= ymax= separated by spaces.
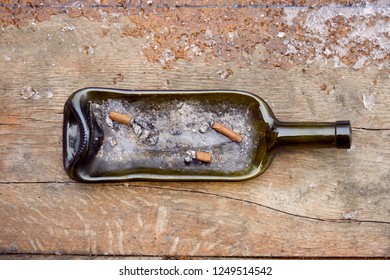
xmin=132 ymin=115 xmax=159 ymax=146
xmin=107 ymin=137 xmax=117 ymax=147
xmin=169 ymin=127 xmax=182 ymax=135
xmin=184 ymin=150 xmax=196 ymax=164
xmin=88 ymin=96 xmax=263 ymax=176
xmin=199 ymin=122 xmax=209 ymax=133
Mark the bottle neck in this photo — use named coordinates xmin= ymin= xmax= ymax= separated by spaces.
xmin=274 ymin=120 xmax=351 ymax=149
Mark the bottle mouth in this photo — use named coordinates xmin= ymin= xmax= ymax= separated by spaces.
xmin=336 ymin=120 xmax=352 ymax=149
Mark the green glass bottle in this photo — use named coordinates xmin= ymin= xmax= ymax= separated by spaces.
xmin=63 ymin=88 xmax=351 ymax=182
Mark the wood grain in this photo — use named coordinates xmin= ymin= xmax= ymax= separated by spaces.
xmin=1 ymin=182 xmax=389 ymax=257
xmin=0 ymin=9 xmax=389 ymax=258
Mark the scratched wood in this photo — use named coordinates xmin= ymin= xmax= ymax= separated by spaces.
xmin=0 ymin=4 xmax=390 ymax=258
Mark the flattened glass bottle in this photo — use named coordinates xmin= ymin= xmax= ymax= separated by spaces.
xmin=63 ymin=88 xmax=351 ymax=182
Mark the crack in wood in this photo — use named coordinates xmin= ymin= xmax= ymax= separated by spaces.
xmin=352 ymin=127 xmax=390 ymax=131
xmin=2 ymin=181 xmax=388 ymax=225
xmin=143 ymin=186 xmax=390 ymax=225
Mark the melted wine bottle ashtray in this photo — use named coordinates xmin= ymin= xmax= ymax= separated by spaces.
xmin=63 ymin=88 xmax=352 ymax=182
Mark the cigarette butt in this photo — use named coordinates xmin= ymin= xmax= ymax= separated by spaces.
xmin=211 ymin=121 xmax=243 ymax=143
xmin=109 ymin=111 xmax=131 ymax=125
xmin=195 ymin=151 xmax=212 ymax=163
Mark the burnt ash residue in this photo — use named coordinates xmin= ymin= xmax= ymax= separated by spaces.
xmin=88 ymin=97 xmax=262 ymax=177
xmin=1 ymin=1 xmax=388 ymax=70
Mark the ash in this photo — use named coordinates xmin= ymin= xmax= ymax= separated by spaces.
xmin=88 ymin=97 xmax=262 ymax=176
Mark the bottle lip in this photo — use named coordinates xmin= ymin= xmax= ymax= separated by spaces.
xmin=336 ymin=120 xmax=352 ymax=149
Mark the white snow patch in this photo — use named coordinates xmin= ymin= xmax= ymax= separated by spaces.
xmin=363 ymin=92 xmax=375 ymax=110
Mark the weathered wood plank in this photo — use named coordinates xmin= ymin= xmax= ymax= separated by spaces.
xmin=1 ymin=129 xmax=389 ymax=223
xmin=1 ymin=15 xmax=389 ymax=183
xmin=0 ymin=254 xmax=163 ymax=260
xmin=0 ymin=182 xmax=389 ymax=257
xmin=0 ymin=5 xmax=389 ymax=258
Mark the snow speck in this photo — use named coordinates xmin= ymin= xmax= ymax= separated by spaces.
xmin=20 ymin=85 xmax=41 ymax=100
xmin=61 ymin=25 xmax=76 ymax=32
xmin=188 ymin=44 xmax=202 ymax=57
xmin=283 ymin=8 xmax=305 ymax=26
xmin=45 ymin=90 xmax=54 ymax=99
xmin=375 ymin=154 xmax=384 ymax=162
xmin=347 ymin=144 xmax=356 ymax=152
xmin=79 ymin=44 xmax=96 ymax=55
xmin=353 ymin=56 xmax=368 ymax=70
xmin=228 ymin=31 xmax=239 ymax=41
xmin=323 ymin=48 xmax=332 ymax=56
xmin=363 ymin=92 xmax=375 ymax=110
xmin=217 ymin=69 xmax=233 ymax=79
xmin=343 ymin=209 xmax=362 ymax=220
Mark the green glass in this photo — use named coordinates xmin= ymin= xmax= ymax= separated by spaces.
xmin=63 ymin=88 xmax=351 ymax=182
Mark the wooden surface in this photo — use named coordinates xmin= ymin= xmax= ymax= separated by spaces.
xmin=1 ymin=1 xmax=390 ymax=258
